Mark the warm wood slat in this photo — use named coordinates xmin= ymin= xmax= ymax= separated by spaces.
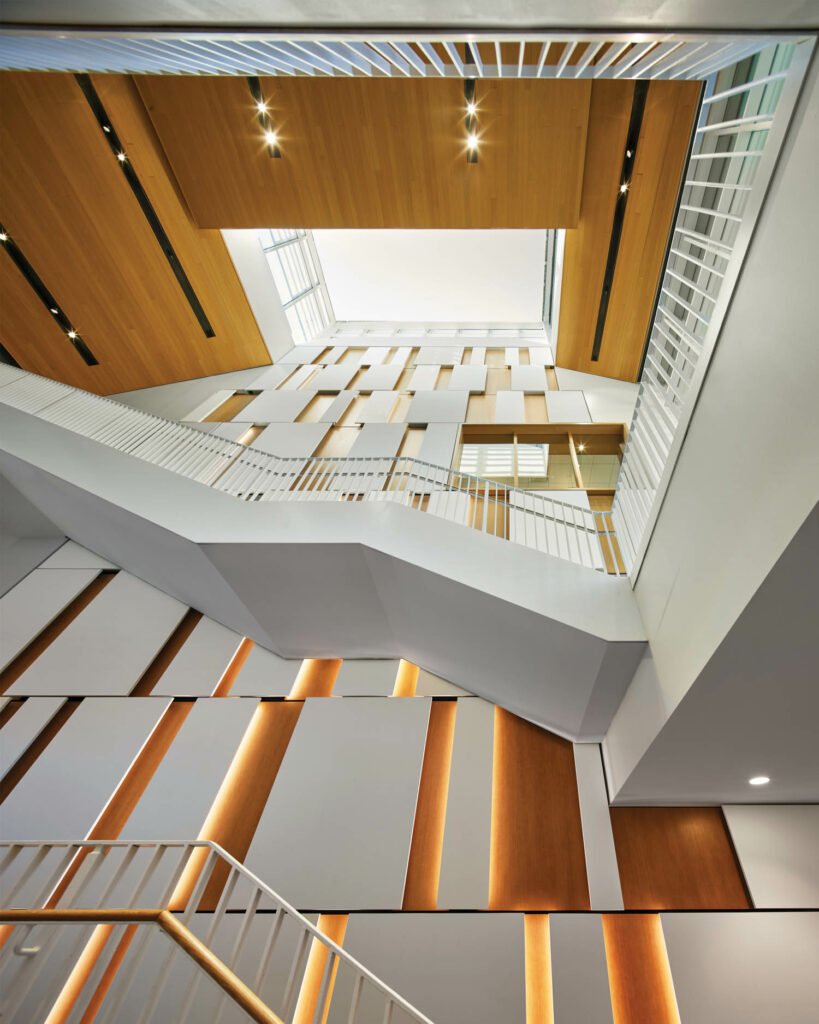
xmin=210 ymin=637 xmax=254 ymax=697
xmin=136 ymin=77 xmax=592 ymax=229
xmin=292 ymin=914 xmax=349 ymax=1024
xmin=402 ymin=699 xmax=458 ymax=910
xmin=0 ymin=72 xmax=270 ymax=394
xmin=609 ymin=806 xmax=752 ymax=910
xmin=489 ymin=709 xmax=590 ymax=910
xmin=288 ymin=659 xmax=342 ymax=699
xmin=0 ymin=571 xmax=116 ymax=696
xmin=129 ymin=609 xmax=202 ymax=696
xmin=393 ymin=659 xmax=420 ymax=698
xmin=602 ymin=914 xmax=680 ymax=1024
xmin=524 ymin=914 xmax=554 ymax=1024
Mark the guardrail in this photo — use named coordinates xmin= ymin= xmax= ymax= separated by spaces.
xmin=0 ymin=840 xmax=435 ymax=1024
xmin=0 ymin=366 xmax=624 ymax=575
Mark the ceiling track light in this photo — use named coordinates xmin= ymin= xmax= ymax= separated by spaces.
xmin=248 ymin=75 xmax=282 ymax=159
xmin=465 ymin=79 xmax=479 ymax=164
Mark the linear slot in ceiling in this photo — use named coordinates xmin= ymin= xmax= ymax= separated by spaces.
xmin=74 ymin=73 xmax=216 ymax=339
xmin=0 ymin=224 xmax=98 ymax=366
xmin=591 ymin=81 xmax=649 ymax=362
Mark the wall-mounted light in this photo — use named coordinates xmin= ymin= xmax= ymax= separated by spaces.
xmin=248 ymin=76 xmax=282 ymax=159
xmin=465 ymin=79 xmax=479 ymax=164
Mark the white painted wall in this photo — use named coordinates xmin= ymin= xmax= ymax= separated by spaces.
xmin=313 ymin=230 xmax=546 ymax=322
xmin=221 ymin=229 xmax=294 ymax=361
xmin=605 ymin=55 xmax=819 ymax=801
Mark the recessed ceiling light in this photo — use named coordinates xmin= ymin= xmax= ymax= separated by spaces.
xmin=67 ymin=329 xmax=78 ymax=339
xmin=619 ymin=182 xmax=629 ymax=194
xmin=103 ymin=125 xmax=111 ymax=133
xmin=50 ymin=307 xmax=59 ymax=314
xmin=0 ymin=232 xmax=8 ymax=242
xmin=748 ymin=775 xmax=770 ymax=786
xmin=466 ymin=101 xmax=477 ymax=116
xmin=257 ymin=100 xmax=268 ymax=114
xmin=264 ymin=129 xmax=278 ymax=147
xmin=626 ymin=149 xmax=633 ymax=157
xmin=577 ymin=443 xmax=586 ymax=452
xmin=466 ymin=133 xmax=479 ymax=150
xmin=117 ymin=152 xmax=127 ymax=162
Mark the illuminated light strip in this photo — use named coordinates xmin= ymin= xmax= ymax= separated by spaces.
xmin=73 ymin=74 xmax=216 ymax=339
xmin=0 ymin=222 xmax=98 ymax=366
xmin=247 ymin=75 xmax=282 ymax=158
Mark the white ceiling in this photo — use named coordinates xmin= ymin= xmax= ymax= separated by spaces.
xmin=312 ymin=230 xmax=546 ymax=323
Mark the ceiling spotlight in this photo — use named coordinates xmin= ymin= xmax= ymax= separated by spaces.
xmin=577 ymin=443 xmax=586 ymax=452
xmin=466 ymin=101 xmax=477 ymax=116
xmin=117 ymin=151 xmax=127 ymax=162
xmin=67 ymin=329 xmax=78 ymax=339
xmin=619 ymin=183 xmax=629 ymax=195
xmin=0 ymin=232 xmax=8 ymax=242
xmin=103 ymin=125 xmax=111 ymax=133
xmin=626 ymin=149 xmax=633 ymax=158
xmin=749 ymin=775 xmax=770 ymax=786
xmin=466 ymin=133 xmax=479 ymax=150
xmin=50 ymin=307 xmax=59 ymax=314
xmin=264 ymin=129 xmax=278 ymax=147
xmin=256 ymin=100 xmax=268 ymax=114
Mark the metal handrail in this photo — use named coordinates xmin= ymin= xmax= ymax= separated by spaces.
xmin=0 ymin=366 xmax=624 ymax=574
xmin=0 ymin=839 xmax=435 ymax=1024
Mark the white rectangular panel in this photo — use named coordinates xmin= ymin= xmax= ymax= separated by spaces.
xmin=550 ymin=915 xmax=613 ymax=1024
xmin=389 ymin=347 xmax=412 ymax=367
xmin=0 ymin=698 xmax=170 ymax=841
xmin=469 ymin=348 xmax=486 ymax=365
xmin=334 ymin=660 xmax=400 ymax=696
xmin=322 ymin=346 xmax=347 ymax=365
xmin=357 ymin=364 xmax=403 ymax=391
xmin=408 ymin=366 xmax=439 ymax=392
xmin=348 ymin=423 xmax=405 ymax=458
xmin=414 ymin=347 xmax=463 ymax=366
xmin=247 ymin=364 xmax=293 ymax=389
xmin=182 ymin=390 xmax=233 ymax=421
xmin=244 ymin=697 xmax=430 ymax=909
xmin=407 ymin=391 xmax=469 ymax=424
xmin=449 ymin=365 xmax=487 ymax=393
xmin=528 ymin=345 xmax=555 ymax=366
xmin=9 ymin=573 xmax=187 ymax=696
xmin=40 ymin=542 xmax=116 ymax=570
xmin=495 ymin=391 xmax=525 ymax=422
xmin=417 ymin=424 xmax=460 ymax=471
xmin=510 ymin=365 xmax=548 ymax=392
xmin=229 ymin=644 xmax=301 ymax=697
xmin=356 ymin=391 xmax=399 ymax=424
xmin=723 ymin=805 xmax=819 ymax=908
xmin=0 ymin=697 xmax=65 ymax=776
xmin=309 ymin=364 xmax=358 ymax=391
xmin=120 ymin=698 xmax=257 ymax=839
xmin=0 ymin=568 xmax=99 ymax=671
xmin=546 ymin=391 xmax=592 ymax=423
xmin=276 ymin=346 xmax=324 ymax=365
xmin=279 ymin=365 xmax=317 ymax=390
xmin=253 ymin=422 xmax=328 ymax=458
xmin=663 ymin=912 xmax=819 ymax=1024
xmin=152 ymin=617 xmax=243 ymax=697
xmin=416 ymin=670 xmax=470 ymax=697
xmin=209 ymin=422 xmax=254 ymax=442
xmin=573 ymin=744 xmax=623 ymax=910
xmin=234 ymin=390 xmax=313 ymax=423
xmin=333 ymin=913 xmax=525 ymax=1024
xmin=361 ymin=347 xmax=389 ymax=365
xmin=438 ymin=697 xmax=495 ymax=908
xmin=504 ymin=347 xmax=520 ymax=366
xmin=317 ymin=391 xmax=355 ymax=424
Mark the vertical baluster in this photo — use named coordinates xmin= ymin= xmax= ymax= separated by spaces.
xmin=347 ymin=974 xmax=364 ymax=1024
xmin=280 ymin=926 xmax=311 ymax=1022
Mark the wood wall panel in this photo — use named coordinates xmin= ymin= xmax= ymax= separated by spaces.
xmin=136 ymin=76 xmax=592 ymax=229
xmin=610 ymin=806 xmax=752 ymax=910
xmin=0 ymin=72 xmax=270 ymax=394
xmin=489 ymin=709 xmax=590 ymax=910
xmin=602 ymin=914 xmax=680 ymax=1024
xmin=556 ymin=81 xmax=699 ymax=381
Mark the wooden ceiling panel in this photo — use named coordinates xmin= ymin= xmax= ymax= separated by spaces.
xmin=135 ymin=76 xmax=592 ymax=229
xmin=0 ymin=72 xmax=270 ymax=394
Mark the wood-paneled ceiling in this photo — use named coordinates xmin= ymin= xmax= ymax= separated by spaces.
xmin=0 ymin=72 xmax=271 ymax=394
xmin=135 ymin=76 xmax=593 ymax=229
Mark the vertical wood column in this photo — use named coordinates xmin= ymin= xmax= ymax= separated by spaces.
xmin=602 ymin=914 xmax=680 ymax=1024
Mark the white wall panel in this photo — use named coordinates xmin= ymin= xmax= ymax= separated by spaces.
xmin=211 ymin=422 xmax=254 ymax=442
xmin=229 ymin=644 xmax=301 ymax=697
xmin=528 ymin=346 xmax=555 ymax=367
xmin=253 ymin=422 xmax=328 ymax=457
xmin=408 ymin=365 xmax=439 ymax=392
xmin=309 ymin=364 xmax=358 ymax=392
xmin=389 ymin=346 xmax=412 ymax=367
xmin=550 ymin=915 xmax=613 ymax=1024
xmin=331 ymin=913 xmax=525 ymax=1024
xmin=243 ymin=697 xmax=430 ymax=909
xmin=417 ymin=424 xmax=460 ymax=471
xmin=235 ymin=390 xmax=313 ymax=423
xmin=8 ymin=573 xmax=187 ymax=696
xmin=120 ymin=698 xmax=256 ymax=839
xmin=0 ymin=697 xmax=65 ymax=777
xmin=277 ymin=346 xmax=324 ymax=365
xmin=348 ymin=424 xmax=405 ymax=459
xmin=573 ymin=744 xmax=623 ymax=910
xmin=317 ymin=391 xmax=355 ymax=424
xmin=438 ymin=697 xmax=494 ymax=908
xmin=407 ymin=391 xmax=469 ymax=424
xmin=182 ymin=390 xmax=233 ymax=421
xmin=504 ymin=347 xmax=520 ymax=366
xmin=152 ymin=617 xmax=243 ymax=697
xmin=723 ymin=805 xmax=819 ymax=908
xmin=322 ymin=346 xmax=347 ymax=365
xmin=0 ymin=697 xmax=169 ymax=841
xmin=356 ymin=391 xmax=399 ymax=424
xmin=663 ymin=912 xmax=819 ymax=1024
xmin=279 ymin=365 xmax=318 ymax=390
xmin=510 ymin=365 xmax=548 ymax=392
xmin=40 ymin=542 xmax=116 ymax=570
xmin=361 ymin=347 xmax=389 ymax=365
xmin=357 ymin=364 xmax=403 ymax=391
xmin=246 ymin=364 xmax=293 ymax=389
xmin=469 ymin=347 xmax=486 ymax=365
xmin=449 ymin=365 xmax=487 ymax=393
xmin=334 ymin=659 xmax=400 ymax=696
xmin=495 ymin=391 xmax=525 ymax=423
xmin=416 ymin=670 xmax=471 ymax=697
xmin=414 ymin=347 xmax=463 ymax=366
xmin=0 ymin=568 xmax=99 ymax=671
xmin=546 ymin=391 xmax=592 ymax=423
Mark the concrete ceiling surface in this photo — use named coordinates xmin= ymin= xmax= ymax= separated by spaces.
xmin=2 ymin=1 xmax=817 ymax=30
